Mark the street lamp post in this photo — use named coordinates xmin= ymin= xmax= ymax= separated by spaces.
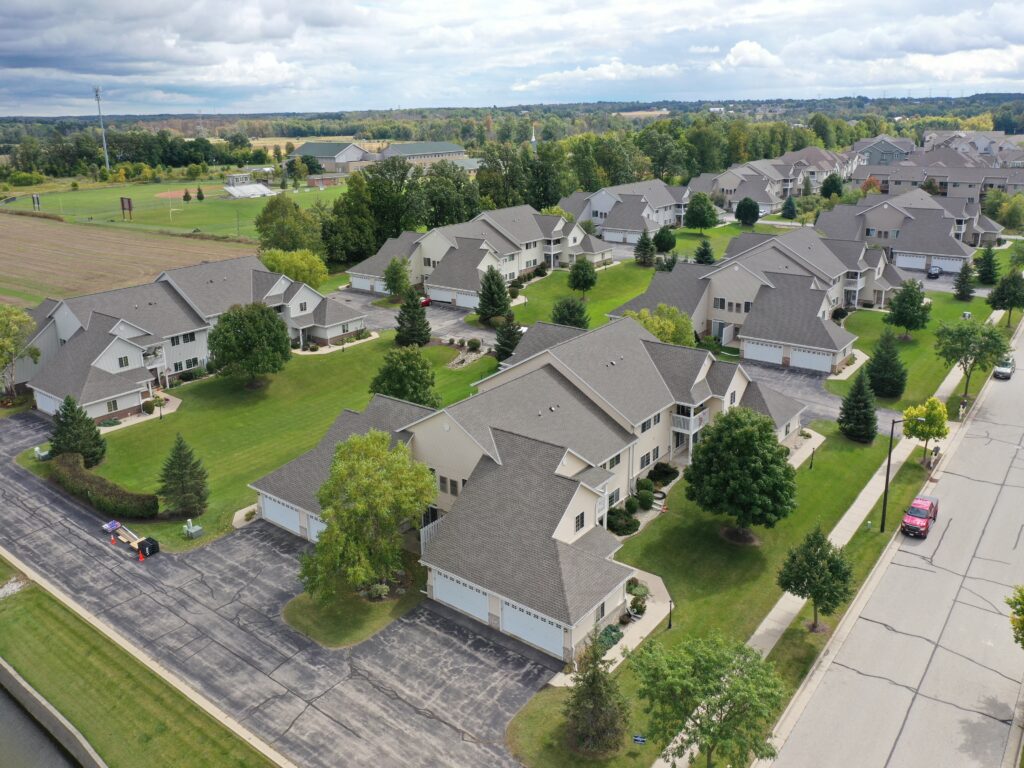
xmin=881 ymin=416 xmax=925 ymax=533
xmin=668 ymin=598 xmax=674 ymax=630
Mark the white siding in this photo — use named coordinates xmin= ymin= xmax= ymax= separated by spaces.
xmin=349 ymin=275 xmax=377 ymax=293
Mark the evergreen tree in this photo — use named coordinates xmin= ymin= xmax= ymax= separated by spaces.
xmin=568 ymin=259 xmax=598 ymax=298
xmin=801 ymin=175 xmax=813 ymax=197
xmin=781 ymin=195 xmax=797 ymax=220
xmin=182 ymin=188 xmax=192 ymax=203
xmin=988 ymin=271 xmax=1024 ymax=326
xmin=837 ymin=370 xmax=877 ymax=443
xmin=653 ymin=225 xmax=676 ymax=254
xmin=820 ymin=173 xmax=843 ymax=199
xmin=50 ymin=396 xmax=106 ymax=468
xmin=953 ymin=260 xmax=975 ymax=301
xmin=477 ymin=265 xmax=511 ymax=323
xmin=196 ymin=185 xmax=205 ymax=202
xmin=494 ymin=314 xmax=523 ymax=361
xmin=369 ymin=346 xmax=441 ymax=408
xmin=777 ymin=527 xmax=853 ymax=632
xmin=634 ymin=228 xmax=656 ymax=267
xmin=976 ymin=245 xmax=999 ymax=285
xmin=551 ymin=296 xmax=590 ymax=329
xmin=394 ymin=289 xmax=432 ymax=347
xmin=865 ymin=327 xmax=907 ymax=399
xmin=563 ymin=630 xmax=630 ymax=754
xmin=693 ymin=238 xmax=715 ymax=264
xmin=158 ymin=433 xmax=209 ymax=517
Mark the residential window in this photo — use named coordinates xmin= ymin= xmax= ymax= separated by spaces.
xmin=299 ymin=301 xmax=308 ymax=312
xmin=641 ymin=418 xmax=653 ymax=433
xmin=605 ymin=453 xmax=620 ymax=469
xmin=598 ymin=602 xmax=606 ymax=620
xmin=608 ymin=488 xmax=621 ymax=507
xmin=439 ymin=475 xmax=448 ymax=493
xmin=652 ymin=446 xmax=660 ymax=461
xmin=117 ymin=355 xmax=129 ymax=369
xmin=170 ymin=335 xmax=180 ymax=347
xmin=574 ymin=511 xmax=585 ymax=532
xmin=423 ymin=257 xmax=431 ymax=267
xmin=182 ymin=331 xmax=196 ymax=343
xmin=785 ymin=422 xmax=791 ymax=436
xmin=729 ymin=391 xmax=737 ymax=405
xmin=506 ymin=272 xmax=516 ymax=281
xmin=449 ymin=478 xmax=459 ymax=497
xmin=653 ymin=413 xmax=661 ymax=426
xmin=727 ymin=301 xmax=734 ymax=312
xmin=846 ymin=271 xmax=859 ymax=279
xmin=186 ymin=357 xmax=199 ymax=369
xmin=865 ymin=228 xmax=875 ymax=237
xmin=713 ymin=297 xmax=725 ymax=310
xmin=106 ymin=399 xmax=118 ymax=413
xmin=173 ymin=361 xmax=183 ymax=372
xmin=640 ymin=452 xmax=652 ymax=469
xmin=743 ymin=301 xmax=752 ymax=313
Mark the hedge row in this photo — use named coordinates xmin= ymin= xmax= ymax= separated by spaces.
xmin=50 ymin=453 xmax=159 ymax=519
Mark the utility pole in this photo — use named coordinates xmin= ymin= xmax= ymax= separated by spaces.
xmin=94 ymin=86 xmax=111 ymax=172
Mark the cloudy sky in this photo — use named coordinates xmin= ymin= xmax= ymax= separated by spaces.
xmin=2 ymin=0 xmax=1023 ymax=116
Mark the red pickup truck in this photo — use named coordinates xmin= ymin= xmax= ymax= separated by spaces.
xmin=901 ymin=495 xmax=939 ymax=538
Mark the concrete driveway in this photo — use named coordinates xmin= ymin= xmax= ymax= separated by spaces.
xmin=331 ymin=288 xmax=496 ymax=347
xmin=770 ymin=328 xmax=1024 ymax=768
xmin=0 ymin=414 xmax=552 ymax=768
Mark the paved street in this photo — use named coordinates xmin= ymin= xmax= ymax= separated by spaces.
xmin=770 ymin=330 xmax=1024 ymax=767
xmin=0 ymin=414 xmax=553 ymax=768
xmin=331 ymin=287 xmax=497 ymax=347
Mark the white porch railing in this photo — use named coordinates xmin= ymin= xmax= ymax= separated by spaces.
xmin=596 ymin=495 xmax=608 ymax=515
xmin=671 ymin=410 xmax=710 ymax=433
xmin=420 ymin=518 xmax=440 ymax=553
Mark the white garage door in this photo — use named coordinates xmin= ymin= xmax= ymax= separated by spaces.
xmin=500 ymin=600 xmax=565 ymax=658
xmin=743 ymin=340 xmax=784 ymax=365
xmin=349 ymin=275 xmax=374 ymax=292
xmin=454 ymin=291 xmax=479 ymax=309
xmin=33 ymin=390 xmax=63 ymax=417
xmin=433 ymin=571 xmax=489 ymax=622
xmin=931 ymin=256 xmax=965 ymax=273
xmin=307 ymin=513 xmax=327 ymax=542
xmin=261 ymin=496 xmax=303 ymax=537
xmin=894 ymin=253 xmax=927 ymax=271
xmin=790 ymin=347 xmax=833 ymax=372
xmin=427 ymin=286 xmax=454 ymax=304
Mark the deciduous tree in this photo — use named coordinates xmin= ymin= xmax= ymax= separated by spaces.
xmin=563 ymin=630 xmax=629 ymax=754
xmin=323 ymin=172 xmax=377 ymax=265
xmin=935 ymin=320 xmax=1009 ymax=399
xmin=0 ymin=304 xmax=39 ymax=396
xmin=477 ymin=265 xmax=512 ymax=324
xmin=50 ymin=396 xmax=106 ymax=468
xmin=208 ymin=303 xmax=292 ymax=385
xmin=838 ymin=369 xmax=877 ymax=443
xmin=777 ymin=527 xmax=853 ymax=631
xmin=988 ymin=271 xmax=1024 ymax=326
xmin=158 ymin=433 xmax=209 ymax=517
xmin=902 ymin=398 xmax=949 ymax=463
xmin=394 ymin=289 xmax=431 ymax=347
xmin=820 ymin=173 xmax=843 ymax=199
xmin=865 ymin=327 xmax=907 ymax=399
xmin=884 ymin=280 xmax=931 ymax=339
xmin=684 ymin=408 xmax=796 ymax=536
xmin=369 ymin=346 xmax=442 ymax=408
xmin=735 ymin=197 xmax=760 ymax=227
xmin=259 ymin=248 xmax=328 ymax=288
xmin=364 ymin=156 xmax=425 ymax=246
xmin=631 ymin=634 xmax=785 ymax=768
xmin=683 ymin=191 xmax=718 ymax=233
xmin=254 ymin=193 xmax=324 ymax=254
xmin=624 ymin=304 xmax=695 ymax=346
xmin=383 ymin=257 xmax=410 ymax=299
xmin=300 ymin=430 xmax=436 ymax=599
xmin=568 ymin=259 xmax=598 ymax=299
xmin=551 ymin=296 xmax=590 ymax=329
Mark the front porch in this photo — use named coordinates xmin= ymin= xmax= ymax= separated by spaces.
xmin=668 ymin=404 xmax=711 ymax=464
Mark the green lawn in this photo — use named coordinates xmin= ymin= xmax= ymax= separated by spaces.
xmin=512 ymin=262 xmax=655 ymax=327
xmin=6 ymin=181 xmax=346 ymax=239
xmin=283 ymin=550 xmax=426 ymax=647
xmin=20 ymin=336 xmax=496 ymax=551
xmin=826 ymin=292 xmax=993 ymax=410
xmin=768 ymin=449 xmax=927 ymax=695
xmin=673 ymin=222 xmax=790 ymax=260
xmin=0 ymin=579 xmax=273 ymax=768
xmin=320 ymin=271 xmax=349 ymax=292
xmin=508 ymin=421 xmax=891 ymax=768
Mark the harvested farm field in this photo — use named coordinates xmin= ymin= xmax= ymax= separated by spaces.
xmin=0 ymin=213 xmax=254 ymax=306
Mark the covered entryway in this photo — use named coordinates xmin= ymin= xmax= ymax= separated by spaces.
xmin=894 ymin=253 xmax=927 ymax=270
xmin=790 ymin=347 xmax=834 ymax=372
xmin=500 ymin=600 xmax=565 ymax=658
xmin=434 ymin=571 xmax=489 ymax=622
xmin=743 ymin=340 xmax=784 ymax=365
xmin=260 ymin=495 xmax=303 ymax=537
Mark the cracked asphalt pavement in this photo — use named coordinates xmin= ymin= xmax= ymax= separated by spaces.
xmin=0 ymin=414 xmax=552 ymax=768
xmin=771 ymin=330 xmax=1024 ymax=767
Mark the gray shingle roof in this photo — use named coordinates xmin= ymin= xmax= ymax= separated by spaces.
xmin=349 ymin=231 xmax=423 ymax=279
xmin=893 ymin=209 xmax=973 ymax=257
xmin=423 ymin=238 xmax=488 ymax=292
xmin=605 ymin=179 xmax=678 ymax=210
xmin=573 ymin=465 xmax=614 ymax=489
xmin=313 ymin=297 xmax=365 ymax=327
xmin=507 ymin=321 xmax=586 ymax=363
xmin=28 ymin=298 xmax=59 ymax=335
xmin=740 ymin=381 xmax=805 ymax=429
xmin=382 ymin=141 xmax=465 ymax=157
xmin=533 ymin=214 xmax=564 ymax=238
xmin=446 ymin=365 xmax=635 ymax=466
xmin=641 ymin=340 xmax=714 ymax=405
xmin=159 ymin=255 xmax=269 ymax=318
xmin=576 ymin=233 xmax=612 ymax=254
xmin=822 ymin=239 xmax=867 ymax=271
xmin=249 ymin=395 xmax=435 ymax=514
xmin=602 ymin=195 xmax=652 ymax=232
xmin=421 ymin=429 xmax=633 ymax=625
xmin=63 ymin=281 xmax=208 ymax=338
xmin=705 ymin=360 xmax=739 ymax=397
xmin=739 ymin=273 xmax=855 ymax=351
xmin=609 ymin=262 xmax=716 ymax=318
xmin=291 ymin=141 xmax=357 ymax=158
xmin=557 ymin=191 xmax=590 ymax=222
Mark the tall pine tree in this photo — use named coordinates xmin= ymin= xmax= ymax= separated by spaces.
xmin=781 ymin=195 xmax=797 ymax=220
xmin=394 ymin=289 xmax=431 ymax=347
xmin=976 ymin=246 xmax=999 ymax=285
xmin=634 ymin=228 xmax=656 ymax=267
xmin=693 ymin=238 xmax=715 ymax=264
xmin=50 ymin=396 xmax=106 ymax=467
xmin=866 ymin=327 xmax=907 ymax=399
xmin=158 ymin=433 xmax=209 ymax=517
xmin=953 ymin=260 xmax=975 ymax=301
xmin=562 ymin=630 xmax=629 ymax=753
xmin=838 ymin=370 xmax=877 ymax=443
xmin=494 ymin=314 xmax=523 ymax=361
xmin=477 ymin=265 xmax=511 ymax=324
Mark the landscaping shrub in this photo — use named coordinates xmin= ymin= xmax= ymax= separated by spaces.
xmin=489 ymin=315 xmax=507 ymax=329
xmin=50 ymin=453 xmax=159 ymax=519
xmin=193 ymin=365 xmax=208 ymax=377
xmin=178 ymin=369 xmax=196 ymax=382
xmin=626 ymin=581 xmax=650 ymax=599
xmin=832 ymin=307 xmax=849 ymax=321
xmin=308 ymin=343 xmax=319 ymax=352
xmin=367 ymin=583 xmax=390 ymax=600
xmin=290 ymin=340 xmax=300 ymax=349
xmin=98 ymin=418 xmax=120 ymax=427
xmin=457 ymin=338 xmax=466 ymax=347
xmin=648 ymin=462 xmax=679 ymax=486
xmin=630 ymin=595 xmax=647 ymax=616
xmin=624 ymin=496 xmax=639 ymax=514
xmin=594 ymin=624 xmax=624 ymax=656
xmin=509 ymin=287 xmax=520 ymax=299
xmin=637 ymin=489 xmax=655 ymax=510
xmin=141 ymin=400 xmax=155 ymax=415
xmin=448 ymin=337 xmax=455 ymax=344
xmin=205 ymin=357 xmax=219 ymax=374
xmin=862 ymin=301 xmax=875 ymax=309
xmin=534 ymin=263 xmax=548 ymax=278
xmin=636 ymin=478 xmax=655 ymax=493
xmin=467 ymin=338 xmax=481 ymax=352
xmin=354 ymin=328 xmax=371 ymax=340
xmin=607 ymin=507 xmax=640 ymax=536
xmin=510 ymin=278 xmax=524 ymax=290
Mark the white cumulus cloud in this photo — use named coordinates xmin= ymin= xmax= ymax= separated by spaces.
xmin=512 ymin=58 xmax=680 ymax=92
xmin=689 ymin=45 xmax=720 ymax=54
xmin=708 ymin=40 xmax=782 ymax=72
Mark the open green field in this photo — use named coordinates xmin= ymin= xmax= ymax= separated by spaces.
xmin=21 ymin=335 xmax=497 ymax=551
xmin=4 ymin=181 xmax=345 ymax=239
xmin=320 ymin=271 xmax=350 ymax=293
xmin=673 ymin=222 xmax=790 ymax=259
xmin=508 ymin=421 xmax=892 ymax=768
xmin=826 ymin=292 xmax=993 ymax=410
xmin=510 ymin=262 xmax=655 ymax=327
xmin=0 ymin=571 xmax=273 ymax=767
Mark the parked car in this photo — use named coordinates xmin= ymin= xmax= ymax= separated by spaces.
xmin=994 ymin=356 xmax=1016 ymax=380
xmin=926 ymin=266 xmax=943 ymax=279
xmin=901 ymin=495 xmax=939 ymax=538
xmin=419 ymin=296 xmax=432 ymax=307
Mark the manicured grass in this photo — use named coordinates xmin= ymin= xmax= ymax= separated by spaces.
xmin=20 ymin=336 xmax=495 ymax=551
xmin=320 ymin=271 xmax=349 ymax=292
xmin=508 ymin=421 xmax=891 ymax=768
xmin=5 ymin=181 xmax=346 ymax=238
xmin=283 ymin=551 xmax=426 ymax=647
xmin=0 ymin=555 xmax=14 ymax=583
xmin=513 ymin=262 xmax=655 ymax=327
xmin=672 ymin=222 xmax=789 ymax=260
xmin=0 ymin=582 xmax=273 ymax=768
xmin=372 ymin=296 xmax=401 ymax=308
xmin=768 ymin=449 xmax=927 ymax=695
xmin=826 ymin=292 xmax=993 ymax=410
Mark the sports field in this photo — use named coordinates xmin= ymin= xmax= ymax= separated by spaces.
xmin=2 ymin=180 xmax=346 ymax=239
xmin=0 ymin=214 xmax=254 ymax=306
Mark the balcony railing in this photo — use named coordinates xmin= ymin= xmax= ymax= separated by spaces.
xmin=596 ymin=495 xmax=608 ymax=515
xmin=420 ymin=518 xmax=440 ymax=552
xmin=672 ymin=410 xmax=710 ymax=433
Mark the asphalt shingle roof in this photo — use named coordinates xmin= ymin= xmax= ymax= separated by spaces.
xmin=739 ymin=273 xmax=855 ymax=352
xmin=506 ymin=322 xmax=587 ymax=363
xmin=63 ymin=281 xmax=208 ymax=338
xmin=740 ymin=381 xmax=805 ymax=429
xmin=641 ymin=340 xmax=714 ymax=405
xmin=602 ymin=195 xmax=653 ymax=232
xmin=291 ymin=141 xmax=357 ymax=158
xmin=423 ymin=238 xmax=489 ymax=292
xmin=609 ymin=262 xmax=716 ymax=318
xmin=382 ymin=141 xmax=465 ymax=157
xmin=159 ymin=255 xmax=269 ymax=318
